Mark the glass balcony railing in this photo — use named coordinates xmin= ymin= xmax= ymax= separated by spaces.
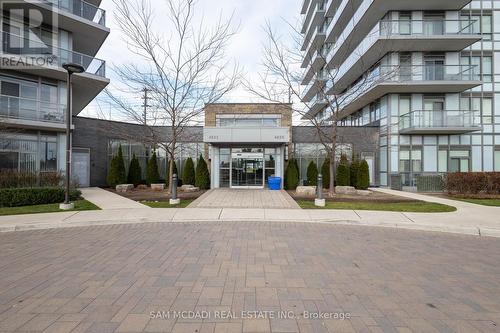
xmin=379 ymin=19 xmax=477 ymax=36
xmin=0 ymin=95 xmax=66 ymax=124
xmin=339 ymin=64 xmax=479 ymax=106
xmin=399 ymin=110 xmax=479 ymax=131
xmin=1 ymin=31 xmax=106 ymax=77
xmin=43 ymin=0 xmax=106 ymax=27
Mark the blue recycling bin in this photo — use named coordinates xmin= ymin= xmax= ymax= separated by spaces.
xmin=268 ymin=176 xmax=282 ymax=190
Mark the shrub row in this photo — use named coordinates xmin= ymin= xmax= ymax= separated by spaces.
xmin=445 ymin=172 xmax=500 ymax=194
xmin=0 ymin=187 xmax=82 ymax=208
xmin=0 ymin=169 xmax=63 ymax=188
xmin=284 ymin=155 xmax=370 ymax=191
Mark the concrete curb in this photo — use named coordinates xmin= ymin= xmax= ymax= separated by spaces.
xmin=1 ymin=217 xmax=498 ymax=238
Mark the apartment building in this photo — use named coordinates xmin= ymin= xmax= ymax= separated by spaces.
xmin=301 ymin=0 xmax=500 ymax=189
xmin=0 ymin=0 xmax=109 ymax=185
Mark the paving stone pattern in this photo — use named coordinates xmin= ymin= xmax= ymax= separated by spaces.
xmin=0 ymin=222 xmax=499 ymax=332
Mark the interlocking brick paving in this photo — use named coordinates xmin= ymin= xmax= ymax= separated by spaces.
xmin=0 ymin=222 xmax=499 ymax=332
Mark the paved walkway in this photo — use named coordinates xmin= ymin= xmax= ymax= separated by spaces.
xmin=188 ymin=189 xmax=300 ymax=209
xmin=80 ymin=188 xmax=149 ymax=210
xmin=0 ymin=222 xmax=499 ymax=332
xmin=1 ymin=189 xmax=500 ymax=237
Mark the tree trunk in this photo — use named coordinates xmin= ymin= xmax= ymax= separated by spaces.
xmin=168 ymin=156 xmax=174 ymax=193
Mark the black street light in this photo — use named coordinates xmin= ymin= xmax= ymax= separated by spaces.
xmin=60 ymin=63 xmax=85 ymax=210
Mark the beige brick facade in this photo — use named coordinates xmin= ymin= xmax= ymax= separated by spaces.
xmin=204 ymin=103 xmax=293 ymax=144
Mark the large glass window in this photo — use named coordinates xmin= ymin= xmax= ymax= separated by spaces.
xmin=461 ymin=13 xmax=492 ymax=40
xmin=40 ymin=136 xmax=57 ymax=171
xmin=495 ymin=150 xmax=500 ymax=172
xmin=219 ymin=149 xmax=230 ymax=187
xmin=0 ymin=134 xmax=42 ymax=172
xmin=216 ymin=114 xmax=281 ymax=127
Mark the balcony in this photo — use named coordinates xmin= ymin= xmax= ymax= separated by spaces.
xmin=334 ymin=64 xmax=481 ymax=118
xmin=204 ymin=127 xmax=290 ymax=144
xmin=43 ymin=0 xmax=106 ymax=26
xmin=18 ymin=0 xmax=109 ymax=55
xmin=331 ymin=19 xmax=481 ymax=94
xmin=2 ymin=31 xmax=106 ymax=76
xmin=301 ymin=1 xmax=327 ymax=50
xmin=325 ymin=0 xmax=473 ymax=68
xmin=1 ymin=31 xmax=109 ymax=113
xmin=399 ymin=110 xmax=480 ymax=134
xmin=301 ymin=70 xmax=329 ymax=102
xmin=0 ymin=95 xmax=67 ymax=131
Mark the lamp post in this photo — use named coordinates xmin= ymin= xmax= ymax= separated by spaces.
xmin=59 ymin=63 xmax=85 ymax=210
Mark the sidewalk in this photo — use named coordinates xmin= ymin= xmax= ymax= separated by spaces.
xmin=0 ymin=189 xmax=498 ymax=237
xmin=80 ymin=187 xmax=149 ymax=210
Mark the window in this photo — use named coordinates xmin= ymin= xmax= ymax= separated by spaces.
xmin=461 ymin=55 xmax=492 ymax=82
xmin=461 ymin=95 xmax=491 ymax=124
xmin=399 ymin=12 xmax=412 ymax=35
xmin=495 ymin=151 xmax=500 ymax=172
xmin=450 ymin=150 xmax=470 ymax=172
xmin=40 ymin=136 xmax=57 ymax=171
xmin=216 ymin=114 xmax=281 ymax=127
xmin=461 ymin=13 xmax=492 ymax=40
xmin=438 ymin=150 xmax=448 ymax=173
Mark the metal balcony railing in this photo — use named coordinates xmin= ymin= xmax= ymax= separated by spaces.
xmin=379 ymin=19 xmax=477 ymax=36
xmin=43 ymin=0 xmax=106 ymax=27
xmin=0 ymin=95 xmax=66 ymax=124
xmin=399 ymin=110 xmax=479 ymax=131
xmin=1 ymin=31 xmax=106 ymax=77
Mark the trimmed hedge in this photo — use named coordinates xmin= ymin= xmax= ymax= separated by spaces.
xmin=0 ymin=187 xmax=82 ymax=208
xmin=107 ymin=145 xmax=126 ymax=187
xmin=336 ymin=154 xmax=350 ymax=186
xmin=285 ymin=159 xmax=299 ymax=190
xmin=127 ymin=154 xmax=142 ymax=187
xmin=0 ymin=170 xmax=63 ymax=188
xmin=195 ymin=155 xmax=210 ymax=190
xmin=350 ymin=158 xmax=360 ymax=189
xmin=357 ymin=160 xmax=370 ymax=190
xmin=445 ymin=172 xmax=500 ymax=194
xmin=146 ymin=152 xmax=160 ymax=185
xmin=182 ymin=157 xmax=195 ymax=186
xmin=306 ymin=161 xmax=318 ymax=186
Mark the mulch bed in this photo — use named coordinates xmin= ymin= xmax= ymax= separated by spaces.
xmin=105 ymin=188 xmax=206 ymax=202
xmin=287 ymin=190 xmax=418 ymax=203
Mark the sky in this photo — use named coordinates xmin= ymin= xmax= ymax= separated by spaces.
xmin=79 ymin=0 xmax=301 ymax=120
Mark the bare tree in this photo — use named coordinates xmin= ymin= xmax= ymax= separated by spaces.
xmin=110 ymin=0 xmax=240 ymax=191
xmin=246 ymin=18 xmax=395 ymax=195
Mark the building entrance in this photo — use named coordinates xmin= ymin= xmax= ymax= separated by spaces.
xmin=231 ymin=152 xmax=264 ymax=188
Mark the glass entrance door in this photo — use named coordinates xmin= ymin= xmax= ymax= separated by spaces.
xmin=231 ymin=153 xmax=264 ymax=188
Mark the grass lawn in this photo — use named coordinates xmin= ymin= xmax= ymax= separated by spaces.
xmin=141 ymin=199 xmax=194 ymax=208
xmin=453 ymin=198 xmax=500 ymax=207
xmin=297 ymin=200 xmax=457 ymax=213
xmin=0 ymin=200 xmax=100 ymax=216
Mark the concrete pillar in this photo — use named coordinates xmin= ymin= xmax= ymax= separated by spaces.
xmin=211 ymin=146 xmax=220 ymax=188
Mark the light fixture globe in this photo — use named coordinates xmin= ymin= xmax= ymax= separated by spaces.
xmin=62 ymin=63 xmax=85 ymax=74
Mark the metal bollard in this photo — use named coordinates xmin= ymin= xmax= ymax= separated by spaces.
xmin=172 ymin=174 xmax=178 ymax=199
xmin=317 ymin=174 xmax=323 ymax=199
xmin=170 ymin=173 xmax=180 ymax=205
xmin=315 ymin=174 xmax=325 ymax=207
